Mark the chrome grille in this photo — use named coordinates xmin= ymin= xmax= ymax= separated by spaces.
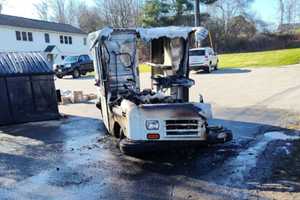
xmin=165 ymin=120 xmax=199 ymax=136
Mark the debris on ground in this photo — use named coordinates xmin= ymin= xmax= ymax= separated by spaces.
xmin=271 ymin=140 xmax=300 ymax=183
xmin=60 ymin=90 xmax=97 ymax=105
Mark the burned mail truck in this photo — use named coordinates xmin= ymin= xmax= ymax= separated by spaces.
xmin=89 ymin=27 xmax=232 ymax=154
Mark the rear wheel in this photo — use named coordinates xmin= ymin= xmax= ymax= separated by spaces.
xmin=72 ymin=69 xmax=81 ymax=79
xmin=56 ymin=74 xmax=63 ymax=79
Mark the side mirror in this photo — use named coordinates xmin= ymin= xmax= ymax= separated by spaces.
xmin=199 ymin=94 xmax=204 ymax=103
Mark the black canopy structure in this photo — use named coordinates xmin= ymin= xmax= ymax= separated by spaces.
xmin=0 ymin=52 xmax=59 ymax=125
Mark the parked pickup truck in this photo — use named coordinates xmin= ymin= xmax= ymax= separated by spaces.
xmin=189 ymin=47 xmax=218 ymax=73
xmin=54 ymin=55 xmax=94 ymax=79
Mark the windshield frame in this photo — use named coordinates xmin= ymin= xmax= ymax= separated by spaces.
xmin=63 ymin=56 xmax=79 ymax=63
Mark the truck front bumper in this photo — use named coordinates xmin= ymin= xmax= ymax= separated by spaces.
xmin=119 ymin=127 xmax=232 ymax=155
xmin=55 ymin=68 xmax=72 ymax=76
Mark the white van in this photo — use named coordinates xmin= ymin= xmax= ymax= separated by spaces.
xmin=189 ymin=47 xmax=219 ymax=73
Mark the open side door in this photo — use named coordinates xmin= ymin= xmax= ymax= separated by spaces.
xmin=94 ymin=43 xmax=111 ymax=131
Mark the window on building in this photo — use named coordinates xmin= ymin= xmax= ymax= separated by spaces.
xmin=64 ymin=36 xmax=68 ymax=44
xmin=45 ymin=33 xmax=50 ymax=43
xmin=60 ymin=35 xmax=72 ymax=45
xmin=83 ymin=38 xmax=87 ymax=46
xmin=28 ymin=32 xmax=33 ymax=41
xmin=60 ymin=35 xmax=64 ymax=44
xmin=16 ymin=31 xmax=21 ymax=40
xmin=22 ymin=32 xmax=27 ymax=41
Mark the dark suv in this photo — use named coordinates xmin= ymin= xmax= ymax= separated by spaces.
xmin=54 ymin=55 xmax=94 ymax=79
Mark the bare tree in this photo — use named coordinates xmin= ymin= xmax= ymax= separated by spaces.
xmin=0 ymin=0 xmax=6 ymax=14
xmin=35 ymin=0 xmax=80 ymax=26
xmin=209 ymin=0 xmax=254 ymax=32
xmin=277 ymin=0 xmax=300 ymax=33
xmin=95 ymin=0 xmax=140 ymax=28
xmin=285 ymin=0 xmax=298 ymax=24
xmin=278 ymin=0 xmax=284 ymax=26
xmin=77 ymin=2 xmax=105 ymax=33
xmin=65 ymin=0 xmax=78 ymax=26
xmin=49 ymin=0 xmax=66 ymax=23
xmin=34 ymin=0 xmax=49 ymax=21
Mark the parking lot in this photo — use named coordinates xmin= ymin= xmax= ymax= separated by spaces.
xmin=1 ymin=65 xmax=300 ymax=200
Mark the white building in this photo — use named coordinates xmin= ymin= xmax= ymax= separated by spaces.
xmin=0 ymin=14 xmax=89 ymax=65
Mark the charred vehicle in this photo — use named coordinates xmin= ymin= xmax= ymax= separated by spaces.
xmin=89 ymin=27 xmax=232 ymax=154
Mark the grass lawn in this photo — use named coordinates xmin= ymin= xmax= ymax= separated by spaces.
xmin=219 ymin=48 xmax=300 ymax=68
xmin=139 ymin=63 xmax=151 ymax=73
xmin=91 ymin=48 xmax=300 ymax=74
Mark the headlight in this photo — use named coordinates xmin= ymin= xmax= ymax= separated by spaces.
xmin=65 ymin=64 xmax=72 ymax=68
xmin=146 ymin=120 xmax=159 ymax=130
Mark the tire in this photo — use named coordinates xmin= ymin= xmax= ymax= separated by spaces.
xmin=56 ymin=74 xmax=63 ymax=79
xmin=118 ymin=129 xmax=132 ymax=154
xmin=204 ymin=64 xmax=212 ymax=73
xmin=72 ymin=69 xmax=81 ymax=79
xmin=214 ymin=62 xmax=219 ymax=70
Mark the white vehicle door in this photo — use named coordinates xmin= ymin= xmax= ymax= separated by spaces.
xmin=94 ymin=44 xmax=111 ymax=131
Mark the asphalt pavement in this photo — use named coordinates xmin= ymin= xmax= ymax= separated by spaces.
xmin=1 ymin=65 xmax=300 ymax=200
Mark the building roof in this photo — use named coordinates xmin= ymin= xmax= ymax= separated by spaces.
xmin=89 ymin=26 xmax=208 ymax=48
xmin=0 ymin=14 xmax=86 ymax=35
xmin=0 ymin=52 xmax=53 ymax=77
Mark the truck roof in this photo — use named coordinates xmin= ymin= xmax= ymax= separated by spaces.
xmin=88 ymin=26 xmax=209 ymax=49
xmin=190 ymin=47 xmax=211 ymax=51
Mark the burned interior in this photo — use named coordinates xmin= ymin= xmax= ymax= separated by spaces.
xmin=93 ymin=28 xmax=195 ymax=107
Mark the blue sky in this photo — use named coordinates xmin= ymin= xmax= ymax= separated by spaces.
xmin=251 ymin=0 xmax=279 ymax=25
xmin=2 ymin=0 xmax=279 ymax=25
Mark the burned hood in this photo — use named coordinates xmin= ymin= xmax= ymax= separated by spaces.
xmin=138 ymin=103 xmax=205 ymax=119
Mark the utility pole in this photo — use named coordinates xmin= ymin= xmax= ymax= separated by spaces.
xmin=195 ymin=0 xmax=200 ymax=26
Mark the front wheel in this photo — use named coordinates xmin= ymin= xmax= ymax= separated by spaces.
xmin=214 ymin=62 xmax=219 ymax=70
xmin=72 ymin=69 xmax=81 ymax=79
xmin=204 ymin=64 xmax=212 ymax=73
